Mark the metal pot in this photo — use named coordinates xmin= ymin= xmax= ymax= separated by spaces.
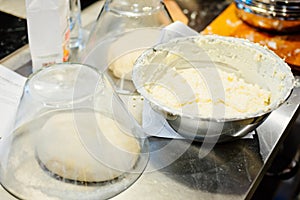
xmin=235 ymin=0 xmax=300 ymax=33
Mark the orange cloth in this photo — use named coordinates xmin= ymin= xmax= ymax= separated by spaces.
xmin=201 ymin=3 xmax=300 ymax=70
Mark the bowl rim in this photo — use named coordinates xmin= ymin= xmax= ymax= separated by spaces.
xmin=132 ymin=35 xmax=295 ymax=122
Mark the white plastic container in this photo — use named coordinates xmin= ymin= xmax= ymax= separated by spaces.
xmin=26 ymin=0 xmax=70 ymax=72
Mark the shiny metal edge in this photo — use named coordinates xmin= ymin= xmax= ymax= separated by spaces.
xmin=245 ymin=87 xmax=300 ymax=199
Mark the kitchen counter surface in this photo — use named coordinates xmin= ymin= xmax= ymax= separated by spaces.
xmin=0 ymin=0 xmax=300 ymax=199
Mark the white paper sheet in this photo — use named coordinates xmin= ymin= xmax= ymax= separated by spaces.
xmin=142 ymin=100 xmax=184 ymax=139
xmin=0 ymin=65 xmax=26 ymax=140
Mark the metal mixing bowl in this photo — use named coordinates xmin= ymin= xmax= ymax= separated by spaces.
xmin=132 ymin=35 xmax=295 ymax=142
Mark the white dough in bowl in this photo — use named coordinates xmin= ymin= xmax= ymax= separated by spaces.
xmin=144 ymin=67 xmax=272 ymax=118
xmin=133 ymin=35 xmax=295 ymax=120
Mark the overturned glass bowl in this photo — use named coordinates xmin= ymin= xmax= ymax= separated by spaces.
xmin=132 ymin=35 xmax=294 ymax=142
xmin=82 ymin=0 xmax=173 ymax=95
xmin=0 ymin=63 xmax=149 ymax=199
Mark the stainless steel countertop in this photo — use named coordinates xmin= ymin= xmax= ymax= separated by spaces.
xmin=5 ymin=60 xmax=300 ymax=200
xmin=1 ymin=0 xmax=300 ymax=199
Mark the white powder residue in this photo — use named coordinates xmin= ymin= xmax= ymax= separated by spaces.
xmin=206 ymin=26 xmax=212 ymax=31
xmin=294 ymin=49 xmax=300 ymax=54
xmin=245 ymin=33 xmax=254 ymax=41
xmin=267 ymin=41 xmax=277 ymax=50
xmin=226 ymin=19 xmax=242 ymax=27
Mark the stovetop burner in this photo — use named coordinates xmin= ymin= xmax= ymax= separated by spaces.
xmin=0 ymin=11 xmax=28 ymax=60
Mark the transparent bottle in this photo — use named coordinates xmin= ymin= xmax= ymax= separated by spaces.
xmin=82 ymin=0 xmax=173 ymax=95
xmin=25 ymin=0 xmax=70 ymax=72
xmin=69 ymin=0 xmax=83 ymax=49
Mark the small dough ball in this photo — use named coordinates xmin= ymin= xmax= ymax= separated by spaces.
xmin=36 ymin=110 xmax=141 ymax=183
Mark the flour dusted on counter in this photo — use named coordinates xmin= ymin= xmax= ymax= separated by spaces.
xmin=26 ymin=0 xmax=70 ymax=72
xmin=145 ymin=67 xmax=271 ymax=118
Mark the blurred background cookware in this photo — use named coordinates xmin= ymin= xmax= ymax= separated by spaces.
xmin=235 ymin=0 xmax=300 ymax=32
